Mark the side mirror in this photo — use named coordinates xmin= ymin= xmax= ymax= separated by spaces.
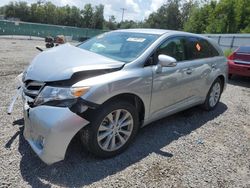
xmin=158 ymin=54 xmax=177 ymax=67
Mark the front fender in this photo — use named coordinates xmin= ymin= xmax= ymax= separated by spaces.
xmin=74 ymin=67 xmax=153 ymax=120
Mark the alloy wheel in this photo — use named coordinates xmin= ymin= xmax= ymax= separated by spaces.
xmin=97 ymin=109 xmax=134 ymax=152
xmin=209 ymin=82 xmax=221 ymax=107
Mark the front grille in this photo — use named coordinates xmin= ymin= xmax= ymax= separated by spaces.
xmin=23 ymin=81 xmax=44 ymax=99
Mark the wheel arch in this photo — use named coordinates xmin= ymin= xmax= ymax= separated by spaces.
xmin=101 ymin=93 xmax=146 ymax=126
xmin=217 ymin=74 xmax=226 ymax=91
xmin=69 ymin=92 xmax=146 ymax=150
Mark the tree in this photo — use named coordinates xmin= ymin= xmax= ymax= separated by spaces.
xmin=184 ymin=0 xmax=250 ymax=33
xmin=120 ymin=20 xmax=138 ymax=29
xmin=212 ymin=0 xmax=237 ymax=33
xmin=105 ymin=15 xmax=117 ymax=30
xmin=235 ymin=0 xmax=250 ymax=33
xmin=2 ymin=1 xmax=104 ymax=29
xmin=0 ymin=6 xmax=5 ymax=15
xmin=43 ymin=2 xmax=57 ymax=24
xmin=1 ymin=0 xmax=250 ymax=33
xmin=184 ymin=2 xmax=215 ymax=33
xmin=35 ymin=4 xmax=46 ymax=23
xmin=81 ymin=4 xmax=94 ymax=28
xmin=92 ymin=4 xmax=104 ymax=29
xmin=145 ymin=0 xmax=182 ymax=30
xmin=5 ymin=2 xmax=17 ymax=18
xmin=181 ymin=0 xmax=196 ymax=26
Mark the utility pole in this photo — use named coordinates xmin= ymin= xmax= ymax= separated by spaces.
xmin=120 ymin=8 xmax=126 ymax=22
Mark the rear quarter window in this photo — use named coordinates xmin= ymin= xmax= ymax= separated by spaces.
xmin=186 ymin=37 xmax=219 ymax=60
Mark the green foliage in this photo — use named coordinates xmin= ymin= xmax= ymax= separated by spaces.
xmin=13 ymin=1 xmax=30 ymax=21
xmin=181 ymin=0 xmax=195 ymax=25
xmin=119 ymin=20 xmax=144 ymax=29
xmin=0 ymin=6 xmax=5 ymax=14
xmin=92 ymin=5 xmax=104 ymax=29
xmin=81 ymin=4 xmax=94 ymax=28
xmin=145 ymin=0 xmax=182 ymax=30
xmin=241 ymin=26 xmax=250 ymax=33
xmin=224 ymin=49 xmax=233 ymax=57
xmin=1 ymin=0 xmax=250 ymax=32
xmin=104 ymin=15 xmax=117 ymax=30
xmin=185 ymin=0 xmax=250 ymax=33
xmin=1 ymin=1 xmax=104 ymax=29
xmin=183 ymin=4 xmax=210 ymax=33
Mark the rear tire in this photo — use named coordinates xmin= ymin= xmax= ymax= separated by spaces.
xmin=202 ymin=78 xmax=222 ymax=111
xmin=80 ymin=100 xmax=139 ymax=158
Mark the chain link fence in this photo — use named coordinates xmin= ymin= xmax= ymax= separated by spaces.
xmin=204 ymin=34 xmax=250 ymax=51
xmin=0 ymin=20 xmax=106 ymax=41
xmin=1 ymin=20 xmax=249 ymax=49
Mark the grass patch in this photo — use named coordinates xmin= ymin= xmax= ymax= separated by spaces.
xmin=224 ymin=49 xmax=233 ymax=57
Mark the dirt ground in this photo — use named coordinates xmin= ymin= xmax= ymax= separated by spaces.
xmin=0 ymin=38 xmax=249 ymax=188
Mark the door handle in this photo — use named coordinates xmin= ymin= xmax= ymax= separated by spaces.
xmin=185 ymin=68 xmax=193 ymax=75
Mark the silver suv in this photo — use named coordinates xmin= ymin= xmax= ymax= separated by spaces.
xmin=13 ymin=29 xmax=227 ymax=164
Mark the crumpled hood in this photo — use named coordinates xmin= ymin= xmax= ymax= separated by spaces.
xmin=24 ymin=43 xmax=124 ymax=82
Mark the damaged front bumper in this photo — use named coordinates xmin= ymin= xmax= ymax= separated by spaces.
xmin=23 ymin=102 xmax=89 ymax=164
xmin=8 ymin=74 xmax=90 ymax=164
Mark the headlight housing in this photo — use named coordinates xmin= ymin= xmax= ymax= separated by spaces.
xmin=34 ymin=86 xmax=89 ymax=107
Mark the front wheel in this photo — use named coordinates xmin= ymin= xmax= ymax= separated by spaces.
xmin=80 ymin=101 xmax=139 ymax=158
xmin=202 ymin=78 xmax=222 ymax=110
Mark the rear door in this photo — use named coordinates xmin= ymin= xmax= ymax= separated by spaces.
xmin=184 ymin=37 xmax=221 ymax=98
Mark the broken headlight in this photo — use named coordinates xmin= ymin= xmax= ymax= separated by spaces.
xmin=34 ymin=86 xmax=89 ymax=107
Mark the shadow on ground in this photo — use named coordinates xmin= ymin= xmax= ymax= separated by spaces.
xmin=228 ymin=75 xmax=250 ymax=88
xmin=8 ymin=103 xmax=227 ymax=187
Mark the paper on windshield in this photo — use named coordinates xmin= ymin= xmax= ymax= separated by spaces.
xmin=127 ymin=38 xmax=146 ymax=42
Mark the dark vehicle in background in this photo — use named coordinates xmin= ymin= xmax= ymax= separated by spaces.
xmin=45 ymin=35 xmax=65 ymax=48
xmin=228 ymin=46 xmax=250 ymax=78
xmin=36 ymin=35 xmax=66 ymax=52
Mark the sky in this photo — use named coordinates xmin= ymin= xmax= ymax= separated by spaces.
xmin=0 ymin=0 xmax=166 ymax=21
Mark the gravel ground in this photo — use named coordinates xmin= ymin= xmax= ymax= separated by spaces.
xmin=0 ymin=39 xmax=250 ymax=188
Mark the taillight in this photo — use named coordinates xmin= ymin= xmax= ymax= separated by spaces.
xmin=228 ymin=52 xmax=235 ymax=60
xmin=228 ymin=47 xmax=240 ymax=61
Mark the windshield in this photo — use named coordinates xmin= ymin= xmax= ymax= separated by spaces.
xmin=78 ymin=32 xmax=159 ymax=63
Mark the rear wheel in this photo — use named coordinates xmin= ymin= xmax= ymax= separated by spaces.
xmin=202 ymin=78 xmax=222 ymax=110
xmin=80 ymin=100 xmax=139 ymax=157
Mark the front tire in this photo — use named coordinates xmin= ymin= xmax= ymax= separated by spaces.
xmin=202 ymin=78 xmax=222 ymax=111
xmin=80 ymin=100 xmax=139 ymax=158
